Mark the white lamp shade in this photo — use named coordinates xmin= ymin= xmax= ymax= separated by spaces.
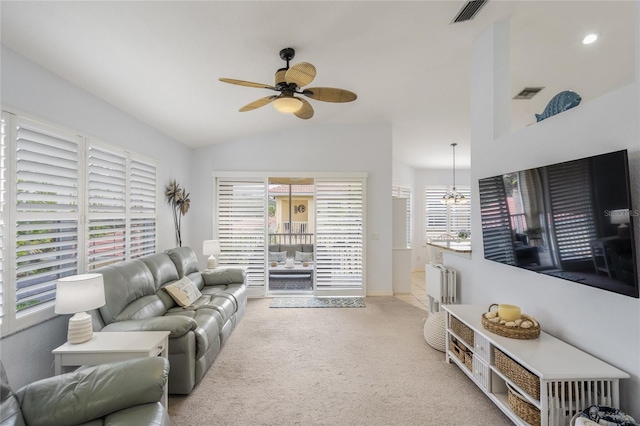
xmin=610 ymin=209 xmax=630 ymax=225
xmin=55 ymin=273 xmax=105 ymax=314
xmin=203 ymin=240 xmax=221 ymax=256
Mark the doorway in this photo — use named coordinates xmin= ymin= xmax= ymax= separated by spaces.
xmin=214 ymin=173 xmax=366 ymax=298
xmin=267 ymin=177 xmax=315 ymax=295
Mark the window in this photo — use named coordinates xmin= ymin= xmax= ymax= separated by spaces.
xmin=87 ymin=146 xmax=127 ymax=269
xmin=392 ymin=184 xmax=412 ymax=247
xmin=0 ymin=115 xmax=6 ymax=334
xmin=129 ymin=159 xmax=157 ymax=259
xmin=425 ymin=185 xmax=471 ymax=243
xmin=1 ymin=111 xmax=157 ymax=336
xmin=14 ymin=116 xmax=80 ymax=329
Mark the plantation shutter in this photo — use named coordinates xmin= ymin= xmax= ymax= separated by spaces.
xmin=547 ymin=161 xmax=597 ymax=262
xmin=315 ymin=179 xmax=364 ymax=296
xmin=129 ymin=158 xmax=157 ymax=258
xmin=15 ymin=117 xmax=80 ymax=316
xmin=479 ymin=176 xmax=516 ymax=265
xmin=216 ymin=179 xmax=266 ymax=292
xmin=449 ymin=187 xmax=471 ymax=236
xmin=392 ymin=185 xmax=412 ymax=247
xmin=0 ymin=115 xmax=6 ymax=328
xmin=425 ymin=186 xmax=449 ymax=242
xmin=87 ymin=146 xmax=126 ymax=269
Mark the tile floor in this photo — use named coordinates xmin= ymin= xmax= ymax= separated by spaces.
xmin=394 ymin=271 xmax=428 ymax=311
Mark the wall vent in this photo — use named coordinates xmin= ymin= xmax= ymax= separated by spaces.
xmin=514 ymin=87 xmax=545 ymax=100
xmin=451 ymin=0 xmax=489 ymax=24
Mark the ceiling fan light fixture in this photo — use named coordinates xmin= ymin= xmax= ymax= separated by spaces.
xmin=273 ymin=96 xmax=303 ymax=113
xmin=582 ymin=33 xmax=598 ymax=45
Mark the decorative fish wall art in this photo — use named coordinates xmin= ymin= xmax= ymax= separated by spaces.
xmin=535 ymin=90 xmax=582 ymax=122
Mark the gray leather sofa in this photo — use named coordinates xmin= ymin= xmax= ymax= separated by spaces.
xmin=1 ymin=357 xmax=169 ymax=426
xmin=91 ymin=247 xmax=246 ymax=394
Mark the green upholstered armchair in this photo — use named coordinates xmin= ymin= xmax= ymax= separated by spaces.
xmin=0 ymin=357 xmax=170 ymax=426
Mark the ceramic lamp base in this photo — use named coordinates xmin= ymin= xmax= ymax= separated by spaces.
xmin=67 ymin=312 xmax=94 ymax=344
xmin=207 ymin=255 xmax=218 ymax=269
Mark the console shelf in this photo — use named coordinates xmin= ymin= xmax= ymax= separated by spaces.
xmin=442 ymin=304 xmax=629 ymax=426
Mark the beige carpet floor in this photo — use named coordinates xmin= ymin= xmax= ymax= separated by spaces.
xmin=168 ymin=297 xmax=512 ymax=426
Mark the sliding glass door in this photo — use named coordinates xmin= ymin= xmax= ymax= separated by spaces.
xmin=214 ymin=174 xmax=366 ymax=297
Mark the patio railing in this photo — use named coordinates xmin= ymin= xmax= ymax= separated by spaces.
xmin=269 ymin=233 xmax=314 ymax=245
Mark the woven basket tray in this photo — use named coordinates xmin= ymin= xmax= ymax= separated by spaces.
xmin=507 ymin=383 xmax=541 ymax=426
xmin=481 ymin=304 xmax=540 ymax=340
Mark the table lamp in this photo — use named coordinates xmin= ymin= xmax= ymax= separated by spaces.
xmin=203 ymin=240 xmax=221 ymax=269
xmin=610 ymin=209 xmax=630 ymax=237
xmin=55 ymin=273 xmax=105 ymax=344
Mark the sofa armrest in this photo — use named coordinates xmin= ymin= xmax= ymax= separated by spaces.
xmin=202 ymin=268 xmax=245 ymax=285
xmin=102 ymin=316 xmax=197 ymax=338
xmin=16 ymin=358 xmax=169 ymax=426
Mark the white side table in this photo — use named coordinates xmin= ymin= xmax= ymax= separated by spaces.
xmin=52 ymin=331 xmax=170 ymax=406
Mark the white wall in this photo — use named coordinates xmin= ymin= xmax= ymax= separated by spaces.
xmin=445 ymin=20 xmax=640 ymax=417
xmin=188 ymin=123 xmax=393 ymax=296
xmin=0 ymin=46 xmax=194 ymax=388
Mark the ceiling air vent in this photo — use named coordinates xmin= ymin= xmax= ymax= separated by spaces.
xmin=452 ymin=0 xmax=489 ymax=24
xmin=514 ymin=87 xmax=545 ymax=100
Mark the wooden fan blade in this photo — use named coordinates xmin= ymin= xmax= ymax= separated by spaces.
xmin=285 ymin=62 xmax=316 ymax=87
xmin=294 ymin=98 xmax=314 ymax=120
xmin=239 ymin=96 xmax=277 ymax=112
xmin=219 ymin=78 xmax=276 ymax=90
xmin=303 ymin=87 xmax=357 ymax=103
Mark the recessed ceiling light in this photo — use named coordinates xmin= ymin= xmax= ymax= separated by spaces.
xmin=582 ymin=33 xmax=598 ymax=45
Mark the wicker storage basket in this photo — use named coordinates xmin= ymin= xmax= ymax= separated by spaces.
xmin=450 ymin=316 xmax=474 ymax=346
xmin=449 ymin=336 xmax=472 ymax=372
xmin=507 ymin=383 xmax=541 ymax=426
xmin=463 ymin=351 xmax=473 ymax=371
xmin=494 ymin=347 xmax=540 ymax=400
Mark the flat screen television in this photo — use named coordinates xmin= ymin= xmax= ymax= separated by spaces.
xmin=478 ymin=149 xmax=638 ymax=298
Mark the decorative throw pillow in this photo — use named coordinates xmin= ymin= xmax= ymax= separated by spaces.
xmin=295 ymin=251 xmax=314 ymax=262
xmin=269 ymin=251 xmax=287 ymax=263
xmin=164 ymin=276 xmax=202 ymax=307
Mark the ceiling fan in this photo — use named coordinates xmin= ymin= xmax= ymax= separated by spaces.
xmin=219 ymin=47 xmax=357 ymax=120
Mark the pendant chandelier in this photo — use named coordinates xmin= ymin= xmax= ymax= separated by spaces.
xmin=441 ymin=143 xmax=467 ymax=205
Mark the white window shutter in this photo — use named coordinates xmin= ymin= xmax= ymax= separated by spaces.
xmin=392 ymin=185 xmax=412 ymax=247
xmin=425 ymin=185 xmax=471 ymax=243
xmin=216 ymin=179 xmax=266 ymax=289
xmin=425 ymin=186 xmax=449 ymax=242
xmin=129 ymin=158 xmax=157 ymax=258
xmin=87 ymin=146 xmax=126 ymax=269
xmin=0 ymin=115 xmax=6 ymax=328
xmin=315 ymin=179 xmax=364 ymax=295
xmin=15 ymin=117 xmax=80 ymax=316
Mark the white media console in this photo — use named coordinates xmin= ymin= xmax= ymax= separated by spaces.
xmin=442 ymin=304 xmax=629 ymax=426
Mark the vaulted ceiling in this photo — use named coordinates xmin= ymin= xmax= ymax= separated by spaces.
xmin=1 ymin=1 xmax=636 ymax=169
